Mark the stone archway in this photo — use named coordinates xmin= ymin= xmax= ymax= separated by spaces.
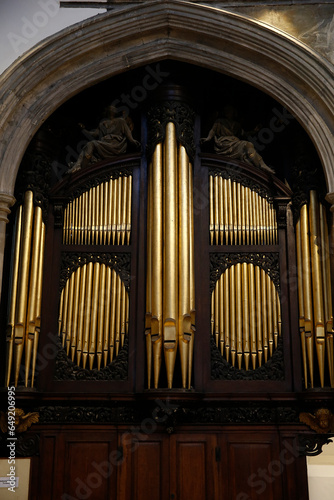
xmin=0 ymin=0 xmax=334 ymax=293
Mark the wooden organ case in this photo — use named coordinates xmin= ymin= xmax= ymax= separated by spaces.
xmin=1 ymin=83 xmax=333 ymax=500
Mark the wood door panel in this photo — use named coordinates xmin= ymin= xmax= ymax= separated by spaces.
xmin=170 ymin=433 xmax=219 ymax=500
xmin=224 ymin=433 xmax=283 ymax=500
xmin=117 ymin=432 xmax=169 ymax=500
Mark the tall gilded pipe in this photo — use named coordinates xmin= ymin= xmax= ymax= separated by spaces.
xmin=103 ymin=266 xmax=112 ymax=367
xmin=121 ymin=175 xmax=128 ymax=245
xmin=214 ymin=282 xmax=220 ymax=348
xmin=232 ymin=181 xmax=238 ymax=244
xmin=109 ymin=269 xmax=117 ymax=363
xmin=229 ymin=265 xmax=236 ymax=367
xmin=25 ymin=206 xmax=43 ymax=386
xmin=76 ymin=264 xmax=87 ymax=367
xmin=88 ymin=262 xmax=100 ymax=369
xmin=255 ymin=265 xmax=263 ymax=366
xmin=214 ymin=175 xmax=219 ymax=245
xmin=120 ymin=284 xmax=127 ymax=348
xmin=31 ymin=222 xmax=45 ymax=387
xmin=65 ymin=271 xmax=75 ymax=356
xmin=261 ymin=269 xmax=269 ymax=363
xmin=224 ymin=267 xmax=230 ymax=363
xmin=97 ymin=264 xmax=106 ymax=370
xmin=296 ymin=218 xmax=308 ymax=387
xmin=309 ymin=191 xmax=325 ymax=386
xmin=70 ymin=267 xmax=81 ymax=362
xmin=227 ymin=178 xmax=233 ymax=245
xmin=248 ymin=263 xmax=257 ymax=369
xmin=266 ymin=272 xmax=274 ymax=357
xmin=116 ymin=177 xmax=122 ymax=245
xmin=6 ymin=206 xmax=22 ymax=386
xmin=235 ymin=263 xmax=243 ymax=369
xmin=223 ymin=178 xmax=229 ymax=245
xmin=179 ymin=144 xmax=191 ymax=388
xmin=115 ymin=273 xmax=121 ymax=357
xmin=163 ymin=122 xmax=178 ymax=389
xmin=14 ymin=190 xmax=34 ymax=386
xmin=112 ymin=178 xmax=117 ymax=245
xmin=61 ymin=278 xmax=70 ymax=348
xmin=107 ymin=179 xmax=113 ymax=245
xmin=82 ymin=261 xmax=93 ymax=369
xmin=126 ymin=175 xmax=132 ymax=245
xmin=242 ymin=263 xmax=250 ymax=370
xmin=219 ymin=273 xmax=225 ymax=356
xmin=219 ymin=175 xmax=224 ymax=245
xmin=209 ymin=175 xmax=214 ymax=244
xmin=151 ymin=143 xmax=163 ymax=388
xmin=300 ymin=203 xmax=314 ymax=386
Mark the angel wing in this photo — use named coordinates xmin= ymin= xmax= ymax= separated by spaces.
xmin=16 ymin=412 xmax=39 ymax=433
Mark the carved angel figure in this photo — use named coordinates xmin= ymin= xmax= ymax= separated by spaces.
xmin=299 ymin=408 xmax=334 ymax=434
xmin=68 ymin=105 xmax=140 ymax=173
xmin=201 ymin=106 xmax=275 ymax=174
xmin=0 ymin=408 xmax=39 ymax=433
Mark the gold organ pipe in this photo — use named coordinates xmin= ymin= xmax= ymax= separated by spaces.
xmin=241 ymin=185 xmax=246 ymax=245
xmin=224 ymin=267 xmax=230 ymax=363
xmin=65 ymin=271 xmax=75 ymax=356
xmin=300 ymin=202 xmax=314 ymax=386
xmin=230 ymin=265 xmax=236 ymax=367
xmin=126 ymin=175 xmax=132 ymax=245
xmin=25 ymin=206 xmax=43 ymax=387
xmin=31 ymin=222 xmax=45 ymax=387
xmin=61 ymin=278 xmax=70 ymax=348
xmin=236 ymin=263 xmax=243 ymax=369
xmin=116 ymin=176 xmax=122 ymax=245
xmin=266 ymin=272 xmax=274 ymax=357
xmin=111 ymin=178 xmax=117 ymax=244
xmin=92 ymin=186 xmax=97 ymax=245
xmin=83 ymin=191 xmax=88 ymax=245
xmin=107 ymin=179 xmax=113 ymax=245
xmin=219 ymin=175 xmax=224 ymax=244
xmin=255 ymin=265 xmax=263 ymax=366
xmin=236 ymin=182 xmax=241 ymax=244
xmin=248 ymin=188 xmax=254 ymax=245
xmin=97 ymin=264 xmax=106 ymax=370
xmin=67 ymin=200 xmax=71 ymax=244
xmin=82 ymin=261 xmax=93 ymax=369
xmin=115 ymin=273 xmax=121 ymax=357
xmin=262 ymin=197 xmax=267 ymax=245
xmin=219 ymin=273 xmax=224 ymax=356
xmin=272 ymin=281 xmax=279 ymax=350
xmin=188 ymin=163 xmax=195 ymax=388
xmin=245 ymin=187 xmax=250 ymax=245
xmin=214 ymin=283 xmax=219 ymax=348
xmin=63 ymin=205 xmax=67 ymax=244
xmin=103 ymin=181 xmax=108 ymax=245
xmin=109 ymin=269 xmax=117 ymax=362
xmin=252 ymin=190 xmax=258 ymax=245
xmin=87 ymin=189 xmax=92 ymax=245
xmin=296 ymin=218 xmax=308 ymax=387
xmin=232 ymin=181 xmax=238 ymax=245
xmin=163 ymin=122 xmax=178 ymax=389
xmin=103 ymin=266 xmax=112 ymax=367
xmin=6 ymin=206 xmax=23 ymax=386
xmin=242 ymin=263 xmax=250 ymax=370
xmin=178 ymin=145 xmax=191 ymax=388
xmin=223 ymin=178 xmax=229 ymax=245
xmin=89 ymin=262 xmax=100 ymax=369
xmin=146 ymin=162 xmax=153 ymax=387
xmin=95 ymin=185 xmax=100 ymax=245
xmin=214 ymin=175 xmax=219 ymax=244
xmin=100 ymin=182 xmax=105 ymax=245
xmin=209 ymin=175 xmax=214 ymax=244
xmin=74 ymin=196 xmax=78 ymax=245
xmin=227 ymin=178 xmax=233 ymax=245
xmin=70 ymin=267 xmax=81 ymax=362
xmin=120 ymin=282 xmax=126 ymax=348
xmin=211 ymin=292 xmax=214 ymax=337
xmin=151 ymin=143 xmax=163 ymax=388
xmin=76 ymin=263 xmax=87 ymax=366
xmin=261 ymin=269 xmax=269 ymax=363
xmin=248 ymin=264 xmax=257 ymax=369
xmin=309 ymin=191 xmax=326 ymax=387
xmin=14 ymin=190 xmax=34 ymax=386
xmin=121 ymin=175 xmax=128 ymax=245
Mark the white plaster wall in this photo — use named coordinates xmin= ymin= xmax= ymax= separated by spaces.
xmin=307 ymin=441 xmax=334 ymax=500
xmin=0 ymin=0 xmax=105 ymax=76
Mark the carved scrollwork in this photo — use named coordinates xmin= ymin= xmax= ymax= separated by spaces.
xmin=210 ymin=252 xmax=280 ymax=292
xmin=208 ymin=167 xmax=271 ymax=199
xmin=54 ymin=336 xmax=128 ymax=381
xmin=147 ymin=101 xmax=195 ymax=159
xmin=70 ymin=167 xmax=134 ymax=201
xmin=59 ymin=252 xmax=131 ymax=293
xmin=298 ymin=434 xmax=333 ymax=457
xmin=16 ymin=434 xmax=40 ymax=457
xmin=210 ymin=336 xmax=285 ymax=381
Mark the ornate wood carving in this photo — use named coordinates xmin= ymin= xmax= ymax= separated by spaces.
xmin=59 ymin=252 xmax=131 ymax=292
xmin=147 ymin=100 xmax=195 ymax=159
xmin=210 ymin=336 xmax=285 ymax=381
xmin=54 ymin=337 xmax=128 ymax=381
xmin=210 ymin=252 xmax=280 ymax=292
xmin=298 ymin=434 xmax=333 ymax=457
xmin=208 ymin=167 xmax=272 ymax=199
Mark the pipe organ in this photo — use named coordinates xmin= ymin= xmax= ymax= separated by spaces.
xmin=209 ymin=174 xmax=277 ymax=245
xmin=6 ymin=190 xmax=46 ymax=387
xmin=63 ymin=175 xmax=132 ymax=246
xmin=296 ymin=191 xmax=334 ymax=388
xmin=145 ymin=100 xmax=196 ymax=390
xmin=58 ymin=264 xmax=129 ymax=370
